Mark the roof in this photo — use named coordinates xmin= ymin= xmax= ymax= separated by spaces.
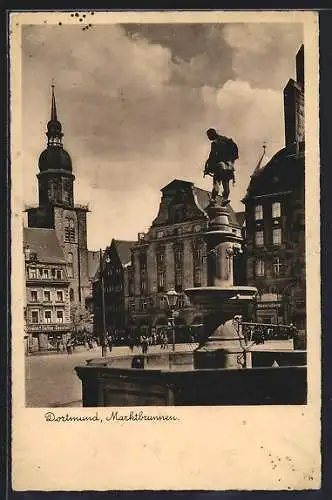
xmin=88 ymin=250 xmax=101 ymax=280
xmin=23 ymin=227 xmax=66 ymax=264
xmin=113 ymin=239 xmax=135 ymax=266
xmin=235 ymin=211 xmax=246 ymax=227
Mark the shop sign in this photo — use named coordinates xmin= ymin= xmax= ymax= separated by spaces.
xmin=257 ymin=302 xmax=282 ymax=310
xmin=27 ymin=323 xmax=71 ymax=332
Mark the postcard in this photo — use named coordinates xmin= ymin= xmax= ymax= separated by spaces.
xmin=11 ymin=10 xmax=320 ymax=491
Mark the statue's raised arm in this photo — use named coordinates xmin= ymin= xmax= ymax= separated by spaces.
xmin=204 ymin=128 xmax=239 ymax=205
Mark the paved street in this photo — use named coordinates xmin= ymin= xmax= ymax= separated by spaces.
xmin=25 ymin=343 xmax=198 ymax=408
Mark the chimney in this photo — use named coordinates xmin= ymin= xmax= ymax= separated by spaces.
xmin=283 ymin=45 xmax=305 ymax=149
xmin=296 ymin=44 xmax=304 ymax=89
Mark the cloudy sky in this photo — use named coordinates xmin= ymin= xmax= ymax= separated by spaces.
xmin=21 ymin=21 xmax=303 ymax=250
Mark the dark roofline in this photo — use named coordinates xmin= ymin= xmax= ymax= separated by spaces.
xmin=161 ymin=179 xmax=194 ymax=192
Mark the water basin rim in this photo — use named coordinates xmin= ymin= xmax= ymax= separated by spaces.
xmin=185 ymin=286 xmax=258 ymax=293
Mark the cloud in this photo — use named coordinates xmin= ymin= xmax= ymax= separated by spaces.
xmin=222 ymin=23 xmax=303 ymax=89
xmin=21 ymin=23 xmax=302 ymax=249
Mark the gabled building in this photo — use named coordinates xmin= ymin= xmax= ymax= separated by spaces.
xmin=242 ymin=45 xmax=305 ymax=329
xmin=25 ymin=86 xmax=90 ymax=310
xmin=24 ymin=227 xmax=71 ymax=352
xmin=93 ymin=240 xmax=135 ymax=339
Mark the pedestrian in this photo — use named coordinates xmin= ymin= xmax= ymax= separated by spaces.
xmin=107 ymin=334 xmax=113 ymax=353
xmin=128 ymin=337 xmax=135 ymax=352
xmin=66 ymin=339 xmax=73 ymax=355
xmin=141 ymin=336 xmax=148 ymax=355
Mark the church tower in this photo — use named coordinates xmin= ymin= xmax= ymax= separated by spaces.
xmin=27 ymin=86 xmax=90 ymax=308
xmin=37 ymin=85 xmax=75 ymax=209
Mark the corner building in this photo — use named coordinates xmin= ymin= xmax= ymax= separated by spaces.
xmin=24 ymin=227 xmax=71 ymax=351
xmin=243 ymin=45 xmax=305 ymax=329
xmin=26 ymin=86 xmax=90 ymax=309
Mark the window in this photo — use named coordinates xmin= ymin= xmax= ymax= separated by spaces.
xmin=273 ymin=257 xmax=284 ymax=276
xmin=174 ymin=248 xmax=183 ymax=266
xmin=193 ymin=246 xmax=202 ymax=265
xmin=141 ymin=299 xmax=148 ymax=311
xmin=44 ymin=291 xmax=51 ymax=302
xmin=177 ymin=295 xmax=185 ymax=309
xmin=56 ymin=310 xmax=64 ymax=323
xmin=56 ymin=270 xmax=62 ymax=280
xmin=156 ymin=253 xmax=164 ymax=266
xmin=272 ymin=228 xmax=282 ymax=245
xmin=129 ymin=301 xmax=135 ymax=311
xmin=175 ymin=270 xmax=183 ymax=291
xmin=174 ymin=246 xmax=183 ymax=291
xmin=255 ymin=258 xmax=265 ymax=277
xmin=159 ymin=296 xmax=167 ymax=309
xmin=28 ymin=267 xmax=37 ymax=279
xmin=139 ymin=253 xmax=147 ymax=270
xmin=254 ymin=204 xmax=263 ymax=220
xmin=67 ymin=252 xmax=73 ymax=278
xmin=57 ymin=291 xmax=63 ymax=302
xmin=44 ymin=310 xmax=52 ymax=323
xmin=140 ymin=278 xmax=147 ymax=294
xmin=194 ymin=268 xmax=201 ymax=287
xmin=31 ymin=310 xmax=39 ymax=323
xmin=272 ymin=202 xmax=281 ymax=218
xmin=65 ymin=218 xmax=75 ymax=242
xmin=30 ymin=290 xmax=38 ymax=302
xmin=43 ymin=269 xmax=49 ymax=279
xmin=157 ymin=271 xmax=165 ymax=292
xmin=194 ymin=224 xmax=201 ymax=233
xmin=69 ymin=288 xmax=74 ymax=302
xmin=255 ymin=231 xmax=264 ymax=247
xmin=156 ymin=231 xmax=164 ymax=239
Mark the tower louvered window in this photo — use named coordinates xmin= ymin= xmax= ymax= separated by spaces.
xmin=65 ymin=217 xmax=75 ymax=242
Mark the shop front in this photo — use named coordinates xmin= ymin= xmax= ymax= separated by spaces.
xmin=256 ymin=300 xmax=284 ymax=325
xmin=26 ymin=323 xmax=71 ymax=352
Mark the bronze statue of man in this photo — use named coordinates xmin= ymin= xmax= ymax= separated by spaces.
xmin=203 ymin=128 xmax=239 ymax=204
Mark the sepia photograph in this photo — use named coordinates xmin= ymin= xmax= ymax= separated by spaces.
xmin=11 ymin=10 xmax=321 ymax=491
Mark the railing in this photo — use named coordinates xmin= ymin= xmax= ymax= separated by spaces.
xmin=239 ymin=321 xmax=295 ymax=342
xmin=75 ymin=203 xmax=90 ymax=211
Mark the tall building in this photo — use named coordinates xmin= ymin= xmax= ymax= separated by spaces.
xmin=25 ymin=86 xmax=90 ymax=309
xmin=93 ymin=240 xmax=135 ymax=337
xmin=243 ymin=45 xmax=305 ymax=329
xmin=125 ymin=179 xmax=244 ymax=340
xmin=24 ymin=227 xmax=71 ymax=351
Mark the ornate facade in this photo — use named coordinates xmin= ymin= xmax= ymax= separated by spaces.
xmin=243 ymin=45 xmax=306 ymax=329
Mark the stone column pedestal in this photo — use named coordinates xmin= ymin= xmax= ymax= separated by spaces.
xmin=185 ymin=201 xmax=257 ymax=370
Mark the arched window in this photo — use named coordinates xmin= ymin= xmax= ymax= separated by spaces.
xmin=67 ymin=252 xmax=73 ymax=278
xmin=69 ymin=218 xmax=75 ymax=241
xmin=69 ymin=288 xmax=74 ymax=302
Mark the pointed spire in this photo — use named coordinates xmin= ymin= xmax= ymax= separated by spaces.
xmin=51 ymin=83 xmax=57 ymax=122
xmin=251 ymin=142 xmax=269 ymax=177
xmin=46 ymin=81 xmax=63 ymax=147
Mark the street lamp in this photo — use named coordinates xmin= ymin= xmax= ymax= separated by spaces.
xmin=164 ymin=289 xmax=180 ymax=352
